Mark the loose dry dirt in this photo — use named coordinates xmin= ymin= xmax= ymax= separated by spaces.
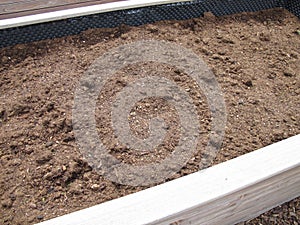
xmin=0 ymin=8 xmax=299 ymax=225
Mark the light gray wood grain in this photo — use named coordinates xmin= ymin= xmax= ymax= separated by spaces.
xmin=0 ymin=0 xmax=101 ymax=14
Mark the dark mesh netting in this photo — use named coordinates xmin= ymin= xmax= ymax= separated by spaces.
xmin=285 ymin=0 xmax=300 ymax=18
xmin=0 ymin=0 xmax=299 ymax=48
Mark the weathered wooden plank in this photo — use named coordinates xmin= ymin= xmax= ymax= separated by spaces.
xmin=0 ymin=0 xmax=111 ymax=6
xmin=0 ymin=0 xmax=102 ymax=14
xmin=0 ymin=1 xmax=22 ymax=4
xmin=36 ymin=134 xmax=300 ymax=225
xmin=0 ymin=0 xmax=123 ymax=19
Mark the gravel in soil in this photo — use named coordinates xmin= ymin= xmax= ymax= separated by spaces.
xmin=0 ymin=8 xmax=299 ymax=225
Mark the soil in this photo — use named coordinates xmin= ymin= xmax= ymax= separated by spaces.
xmin=0 ymin=8 xmax=299 ymax=225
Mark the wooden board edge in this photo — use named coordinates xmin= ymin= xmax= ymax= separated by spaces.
xmin=36 ymin=134 xmax=300 ymax=225
xmin=0 ymin=0 xmax=190 ymax=29
xmin=154 ymin=166 xmax=300 ymax=224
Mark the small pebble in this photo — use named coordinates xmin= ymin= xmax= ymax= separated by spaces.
xmin=37 ymin=215 xmax=44 ymax=220
xmin=238 ymin=99 xmax=244 ymax=105
xmin=203 ymin=12 xmax=216 ymax=21
xmin=1 ymin=199 xmax=13 ymax=208
xmin=283 ymin=68 xmax=295 ymax=77
xmin=29 ymin=203 xmax=37 ymax=209
xmin=243 ymin=80 xmax=253 ymax=87
xmin=45 ymin=141 xmax=54 ymax=147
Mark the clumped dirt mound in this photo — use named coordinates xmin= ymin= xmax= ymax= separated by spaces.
xmin=0 ymin=8 xmax=299 ymax=225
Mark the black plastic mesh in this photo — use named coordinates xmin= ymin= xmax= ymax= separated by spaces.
xmin=0 ymin=0 xmax=298 ymax=48
xmin=285 ymin=0 xmax=300 ymax=18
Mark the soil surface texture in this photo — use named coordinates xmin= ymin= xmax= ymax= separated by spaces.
xmin=0 ymin=8 xmax=299 ymax=225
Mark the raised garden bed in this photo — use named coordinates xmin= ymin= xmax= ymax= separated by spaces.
xmin=0 ymin=1 xmax=299 ymax=224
